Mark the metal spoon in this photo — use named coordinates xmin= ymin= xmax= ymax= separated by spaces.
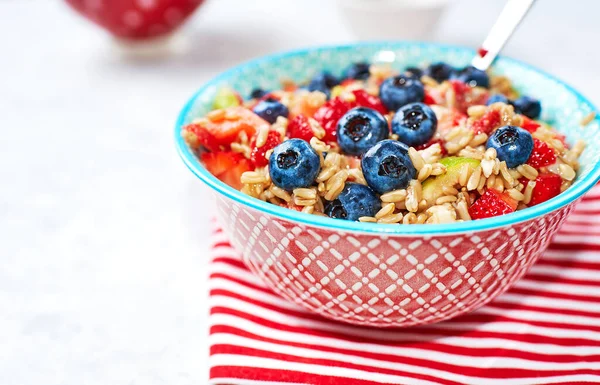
xmin=471 ymin=0 xmax=537 ymax=71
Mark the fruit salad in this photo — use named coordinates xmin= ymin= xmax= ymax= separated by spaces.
xmin=182 ymin=61 xmax=586 ymax=224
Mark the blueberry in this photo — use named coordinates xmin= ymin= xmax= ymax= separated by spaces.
xmin=391 ymin=102 xmax=437 ymax=147
xmin=308 ymin=71 xmax=339 ymax=97
xmin=452 ymin=66 xmax=490 ymax=88
xmin=336 ymin=107 xmax=389 ymax=156
xmin=269 ymin=139 xmax=321 ymax=190
xmin=253 ymin=98 xmax=289 ymax=124
xmin=512 ymin=96 xmax=541 ymax=119
xmin=361 ymin=140 xmax=416 ymax=194
xmin=486 ymin=125 xmax=534 ymax=168
xmin=250 ymin=88 xmax=267 ymax=99
xmin=325 ymin=183 xmax=381 ymax=221
xmin=344 ymin=62 xmax=370 ymax=80
xmin=486 ymin=94 xmax=509 ymax=105
xmin=424 ymin=62 xmax=455 ymax=83
xmin=405 ymin=66 xmax=423 ymax=79
xmin=379 ymin=75 xmax=424 ymax=112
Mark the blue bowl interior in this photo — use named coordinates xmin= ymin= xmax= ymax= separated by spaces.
xmin=175 ymin=42 xmax=600 ymax=235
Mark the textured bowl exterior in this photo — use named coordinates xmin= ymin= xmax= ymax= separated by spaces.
xmin=176 ymin=43 xmax=600 ymax=327
xmin=215 ymin=193 xmax=577 ymax=327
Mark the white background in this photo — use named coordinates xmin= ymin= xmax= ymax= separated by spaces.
xmin=2 ymin=0 xmax=600 ymax=384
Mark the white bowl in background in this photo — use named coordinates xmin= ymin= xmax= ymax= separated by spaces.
xmin=336 ymin=0 xmax=451 ymax=41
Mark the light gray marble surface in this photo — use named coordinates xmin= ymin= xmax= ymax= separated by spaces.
xmin=2 ymin=0 xmax=599 ymax=384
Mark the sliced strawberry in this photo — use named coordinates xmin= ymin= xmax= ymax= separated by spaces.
xmin=288 ymin=115 xmax=315 ymax=142
xmin=415 ymin=138 xmax=448 ymax=156
xmin=471 ymin=109 xmax=501 ymax=135
xmin=468 ymin=189 xmax=517 ymax=219
xmin=527 ymin=139 xmax=556 ymax=168
xmin=520 ymin=116 xmax=541 ymax=133
xmin=313 ymin=97 xmax=356 ymax=142
xmin=351 ymin=89 xmax=388 ymax=115
xmin=250 ymin=131 xmax=281 ymax=167
xmin=203 ymin=106 xmax=269 ymax=145
xmin=201 ymin=151 xmax=252 ymax=190
xmin=528 ymin=173 xmax=562 ymax=206
xmin=423 ymin=90 xmax=437 ymax=105
xmin=183 ymin=122 xmax=221 ymax=152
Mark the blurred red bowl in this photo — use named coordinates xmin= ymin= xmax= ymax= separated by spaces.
xmin=65 ymin=0 xmax=206 ymax=40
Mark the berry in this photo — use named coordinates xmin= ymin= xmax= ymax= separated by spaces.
xmin=512 ymin=96 xmax=541 ymax=119
xmin=361 ymin=140 xmax=416 ymax=194
xmin=269 ymin=139 xmax=321 ymax=190
xmin=337 ymin=107 xmax=389 ymax=156
xmin=379 ymin=75 xmax=425 ymax=112
xmin=253 ymin=98 xmax=289 ymax=124
xmin=486 ymin=94 xmax=509 ymax=105
xmin=325 ymin=183 xmax=381 ymax=221
xmin=391 ymin=102 xmax=438 ymax=147
xmin=405 ymin=67 xmax=423 ymax=78
xmin=520 ymin=116 xmax=541 ymax=133
xmin=201 ymin=151 xmax=252 ymax=190
xmin=250 ymin=131 xmax=281 ymax=167
xmin=313 ymin=97 xmax=355 ymax=142
xmin=351 ymin=89 xmax=388 ymax=115
xmin=452 ymin=66 xmax=490 ymax=88
xmin=343 ymin=62 xmax=371 ymax=80
xmin=486 ymin=125 xmax=534 ymax=168
xmin=287 ymin=115 xmax=315 ymax=142
xmin=527 ymin=139 xmax=556 ymax=168
xmin=528 ymin=173 xmax=562 ymax=206
xmin=471 ymin=109 xmax=501 ymax=135
xmin=250 ymin=88 xmax=268 ymax=99
xmin=308 ymin=71 xmax=339 ymax=97
xmin=468 ymin=189 xmax=518 ymax=219
xmin=424 ymin=62 xmax=455 ymax=83
xmin=185 ymin=106 xmax=269 ymax=150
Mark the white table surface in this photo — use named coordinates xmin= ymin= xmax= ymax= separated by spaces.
xmin=2 ymin=0 xmax=600 ymax=384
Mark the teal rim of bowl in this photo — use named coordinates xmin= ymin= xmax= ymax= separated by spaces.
xmin=174 ymin=41 xmax=600 ymax=235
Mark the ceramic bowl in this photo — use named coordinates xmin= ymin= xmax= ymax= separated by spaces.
xmin=175 ymin=42 xmax=600 ymax=327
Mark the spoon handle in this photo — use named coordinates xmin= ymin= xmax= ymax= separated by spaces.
xmin=471 ymin=0 xmax=537 ymax=71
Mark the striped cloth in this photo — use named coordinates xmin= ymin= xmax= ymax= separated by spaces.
xmin=208 ymin=185 xmax=600 ymax=385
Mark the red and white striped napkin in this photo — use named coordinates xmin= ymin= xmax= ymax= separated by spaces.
xmin=208 ymin=186 xmax=600 ymax=385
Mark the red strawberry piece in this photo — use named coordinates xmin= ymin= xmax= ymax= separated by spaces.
xmin=527 ymin=139 xmax=556 ymax=168
xmin=183 ymin=122 xmax=221 ymax=152
xmin=201 ymin=151 xmax=252 ymax=190
xmin=313 ymin=97 xmax=355 ymax=142
xmin=288 ymin=115 xmax=315 ymax=142
xmin=528 ymin=173 xmax=562 ymax=206
xmin=471 ymin=109 xmax=501 ymax=135
xmin=65 ymin=0 xmax=205 ymax=40
xmin=520 ymin=116 xmax=541 ymax=133
xmin=250 ymin=131 xmax=281 ymax=167
xmin=468 ymin=189 xmax=518 ymax=219
xmin=210 ymin=107 xmax=268 ymax=142
xmin=415 ymin=138 xmax=448 ymax=156
xmin=423 ymin=90 xmax=437 ymax=105
xmin=450 ymin=80 xmax=469 ymax=110
xmin=351 ymin=89 xmax=388 ymax=115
